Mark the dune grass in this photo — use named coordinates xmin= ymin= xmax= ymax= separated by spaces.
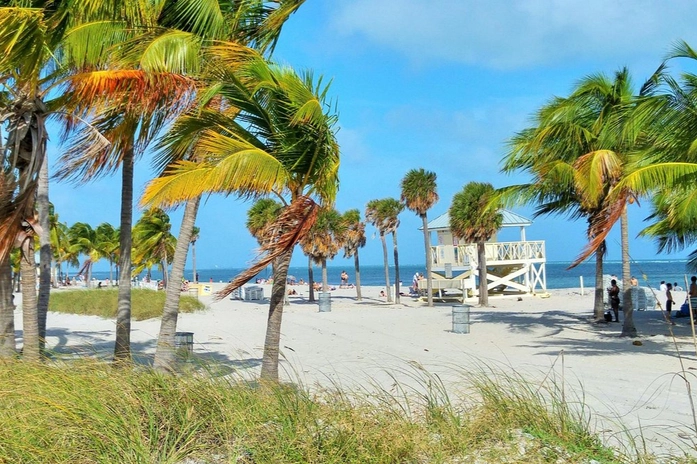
xmin=0 ymin=359 xmax=682 ymax=463
xmin=48 ymin=288 xmax=205 ymax=320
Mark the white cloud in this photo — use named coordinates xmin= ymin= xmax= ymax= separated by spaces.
xmin=332 ymin=0 xmax=697 ymax=69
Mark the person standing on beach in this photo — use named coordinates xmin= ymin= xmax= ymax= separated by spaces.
xmin=689 ymin=276 xmax=697 ymax=298
xmin=666 ymin=283 xmax=674 ymax=320
xmin=340 ymin=270 xmax=349 ymax=288
xmin=607 ymin=279 xmax=620 ymax=323
xmin=630 ymin=276 xmax=638 ymax=286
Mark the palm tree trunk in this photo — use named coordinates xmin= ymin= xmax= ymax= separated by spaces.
xmin=154 ymin=197 xmax=200 ymax=372
xmin=354 ymin=252 xmax=362 ymax=301
xmin=393 ymin=232 xmax=400 ymax=304
xmin=380 ymin=232 xmax=392 ymax=303
xmin=114 ymin=145 xmax=134 ymax=362
xmin=20 ymin=242 xmax=40 ymax=361
xmin=620 ymin=209 xmax=637 ymax=337
xmin=477 ymin=241 xmax=489 ymax=307
xmin=422 ymin=214 xmax=433 ymax=307
xmin=307 ymin=256 xmax=315 ymax=302
xmin=321 ymin=258 xmax=328 ymax=291
xmin=594 ymin=247 xmax=605 ymax=321
xmin=192 ymin=241 xmax=197 ymax=284
xmin=260 ymin=247 xmax=293 ymax=382
xmin=620 ymin=210 xmax=637 ymax=337
xmin=161 ymin=253 xmax=169 ymax=289
xmin=0 ymin=254 xmax=16 ymax=357
xmin=37 ymin=156 xmax=51 ymax=354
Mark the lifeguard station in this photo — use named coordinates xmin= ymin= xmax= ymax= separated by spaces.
xmin=418 ymin=210 xmax=546 ymax=301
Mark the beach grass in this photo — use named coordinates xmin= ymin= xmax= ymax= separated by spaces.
xmin=48 ymin=288 xmax=205 ymax=320
xmin=0 ymin=359 xmax=678 ymax=463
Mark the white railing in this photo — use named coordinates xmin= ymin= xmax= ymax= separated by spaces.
xmin=430 ymin=241 xmax=545 ymax=267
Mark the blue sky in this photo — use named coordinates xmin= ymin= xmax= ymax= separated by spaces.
xmin=49 ymin=0 xmax=697 ymax=271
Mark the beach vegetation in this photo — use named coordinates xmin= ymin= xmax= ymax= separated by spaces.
xmin=48 ymin=288 xmax=204 ymax=321
xmin=401 ymin=168 xmax=439 ymax=307
xmin=450 ymin=182 xmax=503 ymax=307
xmin=341 ymin=209 xmax=367 ymax=300
xmin=0 ymin=359 xmax=658 ymax=463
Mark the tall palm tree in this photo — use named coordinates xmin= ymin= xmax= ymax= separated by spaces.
xmin=141 ymin=56 xmax=340 ymax=381
xmin=190 ymin=226 xmax=200 ymax=284
xmin=499 ymin=67 xmax=689 ymax=334
xmin=450 ymin=182 xmax=503 ymax=307
xmin=366 ymin=199 xmax=392 ymax=303
xmin=401 ymin=168 xmax=438 ymax=306
xmin=382 ymin=198 xmax=404 ymax=304
xmin=342 ymin=209 xmax=366 ymax=301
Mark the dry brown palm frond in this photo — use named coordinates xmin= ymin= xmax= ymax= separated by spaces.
xmin=214 ymin=195 xmax=318 ymax=300
xmin=569 ymin=188 xmax=631 ymax=268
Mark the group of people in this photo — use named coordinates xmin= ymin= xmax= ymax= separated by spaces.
xmin=663 ymin=276 xmax=697 ymax=319
xmin=609 ymin=275 xmax=697 ymax=322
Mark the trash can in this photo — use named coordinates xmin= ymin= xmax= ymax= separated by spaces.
xmin=452 ymin=305 xmax=471 ymax=334
xmin=174 ymin=331 xmax=194 ymax=357
xmin=318 ymin=292 xmax=331 ymax=312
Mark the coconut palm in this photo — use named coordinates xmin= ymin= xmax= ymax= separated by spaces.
xmin=342 ymin=209 xmax=366 ymax=301
xmin=401 ymin=168 xmax=438 ymax=306
xmin=366 ymin=199 xmax=392 ymax=303
xmin=141 ymin=56 xmax=340 ymax=381
xmin=450 ymin=182 xmax=503 ymax=307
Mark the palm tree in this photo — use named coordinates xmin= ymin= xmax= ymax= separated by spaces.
xmin=135 ymin=1 xmax=306 ymax=371
xmin=498 ymin=67 xmax=691 ymax=334
xmin=450 ymin=182 xmax=503 ymax=307
xmin=401 ymin=168 xmax=438 ymax=306
xmin=141 ymin=56 xmax=340 ymax=381
xmin=152 ymin=198 xmax=199 ymax=372
xmin=342 ymin=209 xmax=366 ymax=300
xmin=366 ymin=199 xmax=392 ymax=303
xmin=133 ymin=208 xmax=176 ymax=288
xmin=382 ymin=199 xmax=404 ymax=304
xmin=95 ymin=223 xmax=119 ymax=283
xmin=68 ymin=222 xmax=101 ymax=287
xmin=190 ymin=226 xmax=200 ymax=284
xmin=300 ymin=207 xmax=346 ymax=292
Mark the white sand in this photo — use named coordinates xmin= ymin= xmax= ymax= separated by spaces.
xmin=16 ymin=284 xmax=697 ymax=456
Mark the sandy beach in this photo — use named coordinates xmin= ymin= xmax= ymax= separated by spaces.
xmin=15 ymin=283 xmax=697 ymax=457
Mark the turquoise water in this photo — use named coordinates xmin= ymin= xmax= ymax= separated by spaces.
xmin=90 ymin=260 xmax=695 ymax=290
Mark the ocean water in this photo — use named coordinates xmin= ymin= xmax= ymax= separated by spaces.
xmin=88 ymin=260 xmax=695 ymax=291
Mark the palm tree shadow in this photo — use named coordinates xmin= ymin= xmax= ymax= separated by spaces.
xmin=469 ymin=308 xmax=697 ymax=359
xmin=40 ymin=327 xmax=263 ymax=371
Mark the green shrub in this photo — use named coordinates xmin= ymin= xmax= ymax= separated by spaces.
xmin=48 ymin=288 xmax=205 ymax=320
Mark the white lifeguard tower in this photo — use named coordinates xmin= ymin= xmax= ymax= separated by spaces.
xmin=418 ymin=209 xmax=546 ymax=300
